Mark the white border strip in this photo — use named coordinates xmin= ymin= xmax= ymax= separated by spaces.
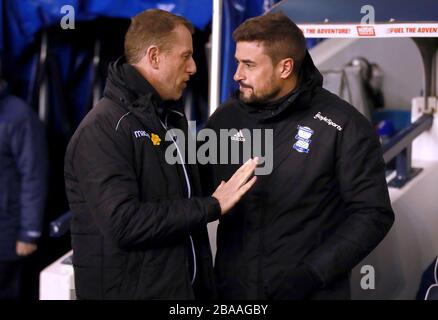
xmin=298 ymin=23 xmax=438 ymax=38
xmin=209 ymin=0 xmax=223 ymax=116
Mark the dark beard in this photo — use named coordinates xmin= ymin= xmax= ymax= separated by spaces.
xmin=239 ymin=86 xmax=282 ymax=105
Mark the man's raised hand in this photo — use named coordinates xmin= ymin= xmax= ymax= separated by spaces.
xmin=212 ymin=157 xmax=258 ymax=215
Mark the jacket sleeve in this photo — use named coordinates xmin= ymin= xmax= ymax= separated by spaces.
xmin=70 ymin=120 xmax=220 ymax=250
xmin=10 ymin=108 xmax=48 ymax=244
xmin=303 ymin=115 xmax=395 ymax=286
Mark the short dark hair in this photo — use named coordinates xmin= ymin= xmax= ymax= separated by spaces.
xmin=233 ymin=12 xmax=306 ymax=75
xmin=124 ymin=9 xmax=194 ymax=64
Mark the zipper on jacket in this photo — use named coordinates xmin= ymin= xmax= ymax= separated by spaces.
xmin=159 ymin=113 xmax=197 ymax=285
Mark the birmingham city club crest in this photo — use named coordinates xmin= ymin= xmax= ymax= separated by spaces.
xmin=293 ymin=125 xmax=314 ymax=153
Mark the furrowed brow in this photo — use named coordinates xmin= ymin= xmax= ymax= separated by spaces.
xmin=235 ymin=58 xmax=255 ymax=65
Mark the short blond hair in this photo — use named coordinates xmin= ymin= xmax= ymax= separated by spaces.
xmin=124 ymin=9 xmax=194 ymax=64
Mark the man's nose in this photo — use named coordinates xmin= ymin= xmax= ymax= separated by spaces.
xmin=187 ymin=57 xmax=197 ymax=75
xmin=233 ymin=65 xmax=244 ymax=82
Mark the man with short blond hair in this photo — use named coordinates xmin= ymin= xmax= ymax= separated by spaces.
xmin=64 ymin=9 xmax=257 ymax=300
xmin=124 ymin=9 xmax=194 ymax=64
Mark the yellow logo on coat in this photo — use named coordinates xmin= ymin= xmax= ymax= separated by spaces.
xmin=151 ymin=133 xmax=161 ymax=146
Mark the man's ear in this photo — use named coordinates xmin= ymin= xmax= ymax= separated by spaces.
xmin=279 ymin=58 xmax=294 ymax=79
xmin=146 ymin=45 xmax=160 ymax=69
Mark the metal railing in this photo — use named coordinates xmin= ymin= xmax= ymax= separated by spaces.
xmin=382 ymin=114 xmax=434 ymax=188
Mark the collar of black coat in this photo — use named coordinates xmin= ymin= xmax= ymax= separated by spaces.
xmin=234 ymin=51 xmax=323 ymax=122
xmin=122 ymin=62 xmax=160 ymax=100
xmin=104 ymin=56 xmax=185 ymax=121
xmin=236 ymin=84 xmax=301 ymax=120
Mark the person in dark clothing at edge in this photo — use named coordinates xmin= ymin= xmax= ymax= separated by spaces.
xmin=202 ymin=13 xmax=395 ymax=300
xmin=0 ymin=71 xmax=48 ymax=299
xmin=64 ymin=9 xmax=258 ymax=300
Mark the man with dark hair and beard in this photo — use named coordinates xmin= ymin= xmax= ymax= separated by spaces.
xmin=202 ymin=12 xmax=394 ymax=300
